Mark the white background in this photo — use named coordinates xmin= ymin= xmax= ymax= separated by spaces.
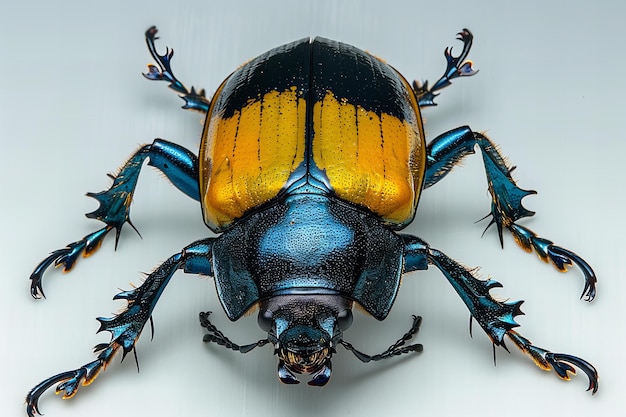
xmin=2 ymin=1 xmax=624 ymax=416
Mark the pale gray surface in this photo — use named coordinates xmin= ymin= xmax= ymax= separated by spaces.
xmin=1 ymin=1 xmax=624 ymax=416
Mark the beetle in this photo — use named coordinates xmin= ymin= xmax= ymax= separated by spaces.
xmin=25 ymin=27 xmax=598 ymax=416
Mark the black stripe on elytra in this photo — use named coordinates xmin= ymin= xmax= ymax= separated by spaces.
xmin=311 ymin=37 xmax=412 ymax=120
xmin=214 ymin=38 xmax=311 ymax=119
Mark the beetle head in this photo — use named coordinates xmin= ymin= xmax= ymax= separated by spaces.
xmin=258 ymin=294 xmax=353 ymax=386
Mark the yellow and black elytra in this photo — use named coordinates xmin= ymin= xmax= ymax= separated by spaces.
xmin=201 ymin=37 xmax=425 ymax=230
xmin=26 ymin=27 xmax=598 ymax=417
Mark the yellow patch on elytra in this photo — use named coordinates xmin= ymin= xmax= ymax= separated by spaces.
xmin=200 ymin=88 xmax=306 ymax=230
xmin=312 ymin=91 xmax=425 ymax=225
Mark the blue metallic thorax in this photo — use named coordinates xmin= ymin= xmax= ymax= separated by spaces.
xmin=282 ymin=158 xmax=333 ymax=196
xmin=211 ymin=192 xmax=404 ymax=321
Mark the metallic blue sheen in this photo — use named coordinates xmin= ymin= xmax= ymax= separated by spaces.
xmin=414 ymin=29 xmax=477 ymax=107
xmin=211 ymin=193 xmax=404 ymax=321
xmin=423 ymin=128 xmax=596 ymax=300
xmin=26 ymin=26 xmax=599 ymax=417
xmin=148 ymin=139 xmax=200 ymax=200
xmin=29 ymin=139 xmax=200 ymax=299
xmin=143 ymin=27 xmax=211 ymax=112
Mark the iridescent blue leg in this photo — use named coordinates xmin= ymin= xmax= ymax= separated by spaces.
xmin=25 ymin=239 xmax=214 ymax=417
xmin=401 ymin=235 xmax=598 ymax=393
xmin=142 ymin=26 xmax=211 ymax=112
xmin=29 ymin=139 xmax=200 ymax=299
xmin=422 ymin=126 xmax=596 ymax=301
xmin=414 ymin=28 xmax=478 ymax=107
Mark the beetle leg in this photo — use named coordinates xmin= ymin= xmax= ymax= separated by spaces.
xmin=26 ymin=239 xmax=215 ymax=417
xmin=340 ymin=315 xmax=423 ymax=363
xmin=422 ymin=126 xmax=597 ymax=301
xmin=400 ymin=235 xmax=599 ymax=393
xmin=143 ymin=26 xmax=211 ymax=113
xmin=414 ymin=28 xmax=478 ymax=107
xmin=29 ymin=139 xmax=200 ymax=298
xmin=506 ymin=330 xmax=598 ymax=393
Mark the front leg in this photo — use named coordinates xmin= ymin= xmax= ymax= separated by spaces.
xmin=26 ymin=239 xmax=215 ymax=417
xmin=422 ymin=126 xmax=596 ymax=301
xmin=30 ymin=139 xmax=200 ymax=298
xmin=401 ymin=235 xmax=598 ymax=393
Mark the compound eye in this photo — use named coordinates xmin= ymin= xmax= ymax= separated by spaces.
xmin=337 ymin=309 xmax=353 ymax=330
xmin=258 ymin=309 xmax=273 ymax=331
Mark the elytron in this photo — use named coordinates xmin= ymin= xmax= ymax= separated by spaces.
xmin=25 ymin=26 xmax=598 ymax=416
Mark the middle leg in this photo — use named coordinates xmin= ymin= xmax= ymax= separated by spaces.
xmin=30 ymin=139 xmax=200 ymax=298
xmin=422 ymin=126 xmax=596 ymax=301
